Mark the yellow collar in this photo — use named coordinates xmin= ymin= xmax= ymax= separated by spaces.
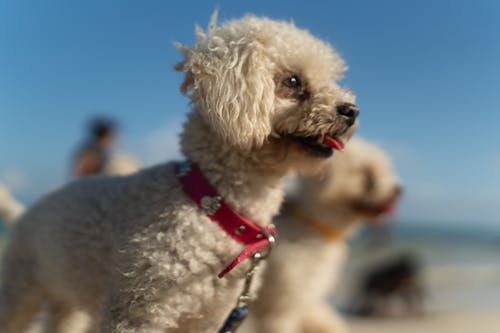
xmin=287 ymin=204 xmax=345 ymax=242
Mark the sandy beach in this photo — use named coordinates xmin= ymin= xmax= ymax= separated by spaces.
xmin=334 ymin=226 xmax=500 ymax=333
xmin=348 ymin=310 xmax=500 ymax=333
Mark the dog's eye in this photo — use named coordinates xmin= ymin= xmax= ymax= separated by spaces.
xmin=283 ymin=75 xmax=302 ymax=89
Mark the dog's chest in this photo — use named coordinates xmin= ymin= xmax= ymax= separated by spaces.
xmin=172 ymin=264 xmax=260 ymax=333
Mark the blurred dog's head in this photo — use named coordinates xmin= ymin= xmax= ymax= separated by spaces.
xmin=301 ymin=138 xmax=402 ymax=224
xmin=176 ymin=14 xmax=358 ymax=172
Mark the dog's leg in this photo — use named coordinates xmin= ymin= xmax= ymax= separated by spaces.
xmin=0 ymin=256 xmax=44 ymax=333
xmin=301 ymin=303 xmax=350 ymax=333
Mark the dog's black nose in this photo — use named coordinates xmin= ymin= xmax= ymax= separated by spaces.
xmin=337 ymin=103 xmax=359 ymax=126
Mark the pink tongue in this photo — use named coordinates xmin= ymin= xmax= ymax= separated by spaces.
xmin=324 ymin=136 xmax=345 ymax=151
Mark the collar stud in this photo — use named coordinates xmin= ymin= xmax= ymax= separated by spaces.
xmin=235 ymin=225 xmax=246 ymax=235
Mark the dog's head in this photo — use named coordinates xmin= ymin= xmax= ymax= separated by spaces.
xmin=176 ymin=14 xmax=358 ymax=170
xmin=301 ymin=138 xmax=402 ymax=223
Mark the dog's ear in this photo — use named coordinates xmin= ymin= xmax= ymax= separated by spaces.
xmin=175 ymin=30 xmax=275 ymax=150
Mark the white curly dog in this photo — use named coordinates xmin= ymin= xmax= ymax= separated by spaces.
xmin=247 ymin=138 xmax=401 ymax=333
xmin=0 ymin=14 xmax=358 ymax=333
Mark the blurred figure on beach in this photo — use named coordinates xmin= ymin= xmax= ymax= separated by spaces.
xmin=73 ymin=117 xmax=139 ymax=177
xmin=73 ymin=117 xmax=116 ymax=177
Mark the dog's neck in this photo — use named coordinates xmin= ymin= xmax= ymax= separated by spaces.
xmin=283 ymin=198 xmax=361 ymax=242
xmin=180 ymin=112 xmax=286 ymax=227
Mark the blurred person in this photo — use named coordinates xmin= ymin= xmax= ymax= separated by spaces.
xmin=73 ymin=118 xmax=116 ymax=177
xmin=72 ymin=118 xmax=140 ymax=177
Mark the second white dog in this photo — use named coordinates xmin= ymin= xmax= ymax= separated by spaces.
xmin=248 ymin=138 xmax=401 ymax=333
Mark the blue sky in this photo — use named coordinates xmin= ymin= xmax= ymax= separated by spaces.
xmin=1 ymin=0 xmax=500 ymax=226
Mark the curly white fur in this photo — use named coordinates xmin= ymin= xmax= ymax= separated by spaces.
xmin=245 ymin=138 xmax=401 ymax=333
xmin=0 ymin=14 xmax=356 ymax=333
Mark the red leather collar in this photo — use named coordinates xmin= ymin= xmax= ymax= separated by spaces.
xmin=177 ymin=161 xmax=276 ymax=278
